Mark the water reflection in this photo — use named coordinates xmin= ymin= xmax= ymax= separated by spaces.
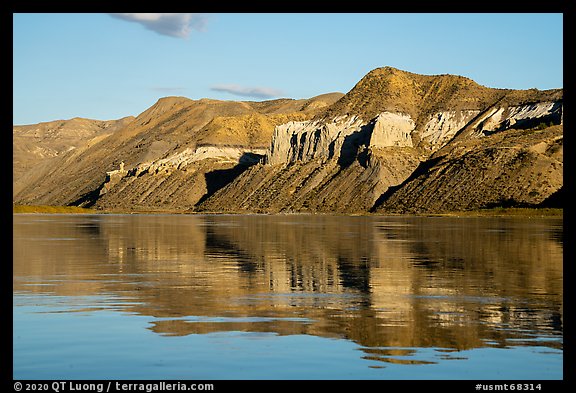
xmin=13 ymin=214 xmax=563 ymax=367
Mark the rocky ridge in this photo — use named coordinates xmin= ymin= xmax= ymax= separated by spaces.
xmin=13 ymin=67 xmax=563 ymax=213
xmin=197 ymin=67 xmax=562 ymax=213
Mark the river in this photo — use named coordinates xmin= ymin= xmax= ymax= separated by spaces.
xmin=13 ymin=214 xmax=563 ymax=379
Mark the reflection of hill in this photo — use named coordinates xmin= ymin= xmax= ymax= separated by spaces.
xmin=13 ymin=214 xmax=563 ymax=357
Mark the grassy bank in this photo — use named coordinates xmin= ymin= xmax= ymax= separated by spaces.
xmin=429 ymin=207 xmax=563 ymax=218
xmin=13 ymin=205 xmax=96 ymax=214
xmin=12 ymin=205 xmax=563 ymax=217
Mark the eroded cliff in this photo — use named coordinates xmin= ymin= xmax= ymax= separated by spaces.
xmin=14 ymin=67 xmax=563 ymax=214
xmin=198 ymin=67 xmax=562 ymax=213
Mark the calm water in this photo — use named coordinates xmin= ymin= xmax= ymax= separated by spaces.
xmin=13 ymin=214 xmax=563 ymax=379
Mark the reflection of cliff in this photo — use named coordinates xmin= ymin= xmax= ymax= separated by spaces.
xmin=13 ymin=214 xmax=563 ymax=358
xmin=196 ymin=215 xmax=563 ymax=350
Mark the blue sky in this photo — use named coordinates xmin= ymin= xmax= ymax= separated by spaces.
xmin=13 ymin=13 xmax=563 ymax=125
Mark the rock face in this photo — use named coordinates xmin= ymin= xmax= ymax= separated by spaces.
xmin=14 ymin=67 xmax=563 ymax=214
xmin=472 ymin=101 xmax=562 ymax=135
xmin=199 ymin=67 xmax=563 ymax=213
xmin=370 ymin=112 xmax=415 ymax=148
xmin=266 ymin=111 xmax=416 ymax=166
xmin=265 ymin=115 xmax=366 ymax=165
xmin=420 ymin=110 xmax=480 ymax=148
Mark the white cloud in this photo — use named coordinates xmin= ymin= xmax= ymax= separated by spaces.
xmin=109 ymin=13 xmax=207 ymax=38
xmin=211 ymin=84 xmax=283 ymax=99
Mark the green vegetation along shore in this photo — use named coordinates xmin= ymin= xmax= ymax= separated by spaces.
xmin=13 ymin=205 xmax=562 ymax=217
xmin=13 ymin=205 xmax=96 ymax=214
xmin=428 ymin=207 xmax=563 ymax=218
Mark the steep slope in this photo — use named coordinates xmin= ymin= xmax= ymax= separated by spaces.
xmin=13 ymin=93 xmax=343 ymax=211
xmin=14 ymin=67 xmax=562 ymax=214
xmin=374 ymin=126 xmax=563 ymax=213
xmin=198 ymin=67 xmax=562 ymax=214
xmin=198 ymin=148 xmax=421 ymax=214
xmin=372 ymin=85 xmax=563 ymax=213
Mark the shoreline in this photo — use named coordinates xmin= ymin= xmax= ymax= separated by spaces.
xmin=12 ymin=205 xmax=563 ymax=218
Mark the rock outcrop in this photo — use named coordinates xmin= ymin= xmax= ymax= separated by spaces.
xmin=265 ymin=115 xmax=366 ymax=165
xmin=266 ymin=111 xmax=418 ymax=166
xmin=198 ymin=67 xmax=562 ymax=214
xmin=472 ymin=101 xmax=562 ymax=135
xmin=419 ymin=110 xmax=480 ymax=149
xmin=14 ymin=67 xmax=563 ymax=214
xmin=370 ymin=112 xmax=415 ymax=148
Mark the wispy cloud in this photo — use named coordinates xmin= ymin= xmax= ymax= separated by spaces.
xmin=211 ymin=84 xmax=283 ymax=99
xmin=109 ymin=13 xmax=207 ymax=39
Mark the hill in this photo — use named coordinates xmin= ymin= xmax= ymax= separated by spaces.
xmin=198 ymin=67 xmax=562 ymax=213
xmin=13 ymin=93 xmax=343 ymax=210
xmin=13 ymin=67 xmax=562 ymax=214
